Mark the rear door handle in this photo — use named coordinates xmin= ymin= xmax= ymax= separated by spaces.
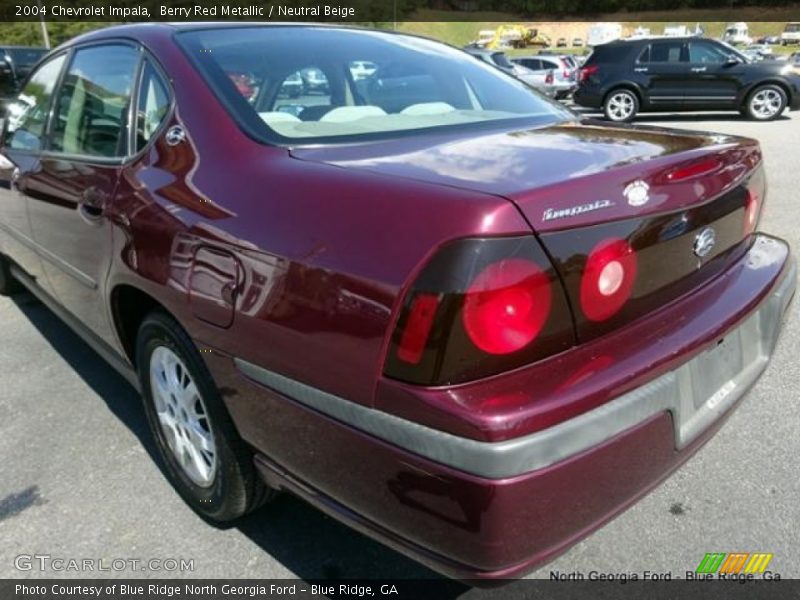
xmin=691 ymin=67 xmax=707 ymax=72
xmin=634 ymin=67 xmax=649 ymax=73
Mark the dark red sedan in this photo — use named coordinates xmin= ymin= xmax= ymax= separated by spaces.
xmin=0 ymin=24 xmax=795 ymax=580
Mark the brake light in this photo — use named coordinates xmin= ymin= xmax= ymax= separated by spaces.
xmin=563 ymin=69 xmax=571 ymax=79
xmin=744 ymin=165 xmax=766 ymax=236
xmin=579 ymin=65 xmax=598 ymax=83
xmin=462 ymin=258 xmax=552 ymax=355
xmin=384 ymin=237 xmax=575 ymax=386
xmin=662 ymin=158 xmax=723 ymax=182
xmin=545 ymin=70 xmax=554 ymax=85
xmin=580 ymin=238 xmax=638 ymax=322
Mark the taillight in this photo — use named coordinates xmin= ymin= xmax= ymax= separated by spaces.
xmin=545 ymin=70 xmax=554 ymax=85
xmin=744 ymin=166 xmax=766 ymax=236
xmin=580 ymin=238 xmax=638 ymax=322
xmin=462 ymin=258 xmax=552 ymax=355
xmin=384 ymin=237 xmax=575 ymax=386
xmin=579 ymin=65 xmax=598 ymax=83
xmin=396 ymin=294 xmax=439 ymax=364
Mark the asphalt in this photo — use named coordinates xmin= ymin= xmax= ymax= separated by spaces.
xmin=1 ymin=109 xmax=798 ymax=590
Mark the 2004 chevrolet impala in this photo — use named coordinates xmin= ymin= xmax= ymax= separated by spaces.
xmin=0 ymin=24 xmax=795 ymax=580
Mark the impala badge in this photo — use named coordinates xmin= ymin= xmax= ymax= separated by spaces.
xmin=624 ymin=180 xmax=650 ymax=207
xmin=693 ymin=227 xmax=716 ymax=258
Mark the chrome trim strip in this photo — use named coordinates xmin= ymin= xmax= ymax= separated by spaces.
xmin=235 ymin=256 xmax=796 ymax=480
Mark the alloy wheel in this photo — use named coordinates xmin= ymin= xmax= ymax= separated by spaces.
xmin=149 ymin=346 xmax=217 ymax=487
xmin=606 ymin=92 xmax=636 ymax=121
xmin=750 ymin=89 xmax=783 ymax=119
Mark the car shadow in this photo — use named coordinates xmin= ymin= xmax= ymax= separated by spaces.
xmin=7 ymin=292 xmax=477 ymax=594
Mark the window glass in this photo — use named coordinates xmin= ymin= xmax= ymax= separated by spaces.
xmin=177 ymin=27 xmax=569 ymax=143
xmin=648 ymin=41 xmax=685 ymax=63
xmin=272 ymin=67 xmax=332 ymax=118
xmin=689 ymin=41 xmax=729 ymax=64
xmin=51 ymin=45 xmax=139 ymax=158
xmin=3 ymin=54 xmax=66 ymax=152
xmin=135 ymin=60 xmax=170 ymax=152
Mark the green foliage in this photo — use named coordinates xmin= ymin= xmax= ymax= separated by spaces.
xmin=0 ymin=22 xmax=117 ymax=48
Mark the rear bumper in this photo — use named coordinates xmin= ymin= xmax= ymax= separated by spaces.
xmin=217 ymin=235 xmax=795 ymax=580
xmin=572 ymin=86 xmax=604 ymax=109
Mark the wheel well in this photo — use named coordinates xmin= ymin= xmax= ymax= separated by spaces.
xmin=111 ymin=285 xmax=167 ymax=368
xmin=743 ymin=80 xmax=791 ymax=107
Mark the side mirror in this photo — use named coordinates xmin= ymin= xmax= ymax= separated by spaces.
xmin=725 ymin=55 xmax=742 ymax=66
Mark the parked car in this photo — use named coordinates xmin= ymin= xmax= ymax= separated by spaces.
xmin=556 ymin=37 xmax=567 ymax=47
xmin=755 ymin=35 xmax=781 ymax=45
xmin=572 ymin=37 xmax=584 ymax=47
xmin=512 ymin=64 xmax=557 ymax=97
xmin=0 ymin=46 xmax=47 ymax=110
xmin=301 ymin=67 xmax=329 ymax=94
xmin=349 ymin=60 xmax=377 ymax=80
xmin=513 ymin=54 xmax=577 ymax=99
xmin=0 ymin=23 xmax=796 ymax=582
xmin=463 ymin=47 xmax=515 ymax=74
xmin=743 ymin=43 xmax=775 ymax=60
xmin=574 ymin=37 xmax=800 ymax=121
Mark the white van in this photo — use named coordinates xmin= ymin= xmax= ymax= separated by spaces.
xmin=782 ymin=22 xmax=800 ymax=45
xmin=723 ymin=22 xmax=752 ymax=46
xmin=586 ymin=23 xmax=622 ymax=47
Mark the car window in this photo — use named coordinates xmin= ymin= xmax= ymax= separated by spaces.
xmin=648 ymin=41 xmax=685 ymax=63
xmin=3 ymin=54 xmax=66 ymax=152
xmin=689 ymin=41 xmax=729 ymax=64
xmin=178 ymin=27 xmax=569 ymax=143
xmin=135 ymin=59 xmax=170 ymax=152
xmin=50 ymin=44 xmax=139 ymax=158
xmin=516 ymin=58 xmax=541 ymax=70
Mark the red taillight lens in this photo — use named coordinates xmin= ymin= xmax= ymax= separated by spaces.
xmin=462 ymin=258 xmax=552 ymax=355
xmin=545 ymin=70 xmax=554 ymax=84
xmin=580 ymin=238 xmax=638 ymax=322
xmin=396 ymin=293 xmax=440 ymax=364
xmin=384 ymin=236 xmax=575 ymax=386
xmin=744 ymin=188 xmax=761 ymax=235
xmin=579 ymin=65 xmax=598 ymax=83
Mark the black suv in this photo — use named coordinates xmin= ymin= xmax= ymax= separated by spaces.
xmin=574 ymin=37 xmax=800 ymax=122
xmin=0 ymin=46 xmax=47 ymax=110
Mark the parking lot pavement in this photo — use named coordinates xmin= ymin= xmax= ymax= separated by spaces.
xmin=0 ymin=110 xmax=798 ymax=587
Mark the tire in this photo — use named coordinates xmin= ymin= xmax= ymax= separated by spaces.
xmin=603 ymin=88 xmax=639 ymax=123
xmin=0 ymin=254 xmax=23 ymax=296
xmin=744 ymin=84 xmax=787 ymax=121
xmin=136 ymin=311 xmax=274 ymax=522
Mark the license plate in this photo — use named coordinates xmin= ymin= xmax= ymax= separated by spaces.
xmin=690 ymin=331 xmax=743 ymax=410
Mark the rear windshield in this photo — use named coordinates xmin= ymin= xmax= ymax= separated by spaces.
xmin=4 ymin=48 xmax=46 ymax=66
xmin=177 ymin=26 xmax=570 ymax=144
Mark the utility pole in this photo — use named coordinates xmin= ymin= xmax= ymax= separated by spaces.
xmin=37 ymin=0 xmax=50 ymax=48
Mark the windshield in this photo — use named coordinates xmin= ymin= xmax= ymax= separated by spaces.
xmin=177 ymin=26 xmax=570 ymax=144
xmin=786 ymin=23 xmax=800 ymax=33
xmin=5 ymin=48 xmax=46 ymax=66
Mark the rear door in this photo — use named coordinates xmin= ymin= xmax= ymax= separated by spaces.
xmin=23 ymin=42 xmax=140 ymax=343
xmin=0 ymin=52 xmax=67 ymax=295
xmin=639 ymin=39 xmax=688 ymax=109
xmin=684 ymin=39 xmax=743 ymax=108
